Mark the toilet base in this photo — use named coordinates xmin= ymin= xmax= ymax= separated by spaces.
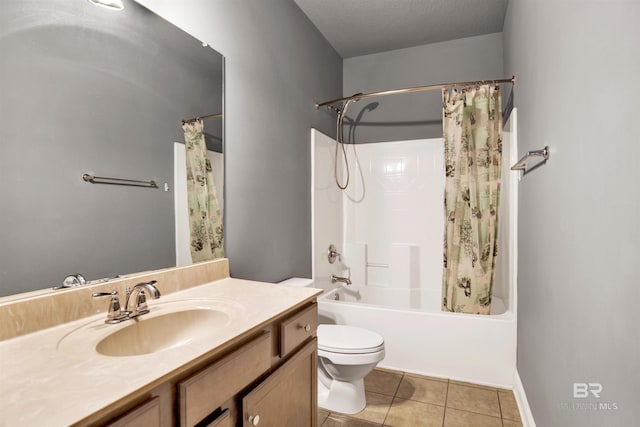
xmin=318 ymin=377 xmax=366 ymax=414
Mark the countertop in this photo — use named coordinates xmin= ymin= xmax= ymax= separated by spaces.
xmin=0 ymin=278 xmax=322 ymax=426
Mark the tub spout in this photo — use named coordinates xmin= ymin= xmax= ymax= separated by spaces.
xmin=331 ymin=274 xmax=352 ymax=285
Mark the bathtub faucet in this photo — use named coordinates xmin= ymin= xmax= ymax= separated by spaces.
xmin=331 ymin=274 xmax=352 ymax=286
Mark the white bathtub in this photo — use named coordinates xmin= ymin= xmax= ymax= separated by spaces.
xmin=315 ymin=281 xmax=517 ymax=388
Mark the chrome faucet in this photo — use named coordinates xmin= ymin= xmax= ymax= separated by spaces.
xmin=125 ymin=280 xmax=161 ymax=318
xmin=331 ymin=274 xmax=352 ymax=286
xmin=92 ymin=280 xmax=161 ymax=324
xmin=53 ymin=273 xmax=87 ymax=290
xmin=92 ymin=290 xmax=128 ymax=324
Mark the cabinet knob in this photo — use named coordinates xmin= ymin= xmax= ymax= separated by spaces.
xmin=248 ymin=414 xmax=260 ymax=425
xmin=298 ymin=323 xmax=311 ymax=332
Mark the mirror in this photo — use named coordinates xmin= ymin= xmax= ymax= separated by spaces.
xmin=0 ymin=0 xmax=224 ymax=297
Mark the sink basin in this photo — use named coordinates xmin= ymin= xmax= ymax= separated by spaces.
xmin=96 ymin=308 xmax=230 ymax=357
xmin=57 ymin=298 xmax=243 ymax=357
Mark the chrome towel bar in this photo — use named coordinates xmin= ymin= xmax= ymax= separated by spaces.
xmin=510 ymin=146 xmax=549 ymax=174
xmin=82 ymin=173 xmax=158 ymax=188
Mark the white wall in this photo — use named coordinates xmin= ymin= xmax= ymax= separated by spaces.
xmin=493 ymin=109 xmax=519 ymax=313
xmin=311 ymin=130 xmax=346 ymax=281
xmin=504 ymin=1 xmax=640 ymax=425
xmin=342 ymin=139 xmax=444 ymax=291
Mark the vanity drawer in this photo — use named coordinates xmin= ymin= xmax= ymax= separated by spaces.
xmin=104 ymin=396 xmax=160 ymax=427
xmin=280 ymin=303 xmax=317 ymax=357
xmin=178 ymin=332 xmax=271 ymax=427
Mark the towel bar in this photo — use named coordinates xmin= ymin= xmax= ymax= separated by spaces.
xmin=82 ymin=173 xmax=158 ymax=188
xmin=510 ymin=146 xmax=549 ymax=174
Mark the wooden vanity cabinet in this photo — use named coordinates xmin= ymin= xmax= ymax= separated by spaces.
xmin=88 ymin=302 xmax=318 ymax=427
xmin=242 ymin=338 xmax=317 ymax=427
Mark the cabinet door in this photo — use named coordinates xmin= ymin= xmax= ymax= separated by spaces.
xmin=242 ymin=338 xmax=317 ymax=427
xmin=202 ymin=408 xmax=231 ymax=427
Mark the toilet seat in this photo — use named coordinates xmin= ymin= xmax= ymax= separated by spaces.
xmin=318 ymin=347 xmax=385 ymax=366
xmin=318 ymin=325 xmax=385 ymax=354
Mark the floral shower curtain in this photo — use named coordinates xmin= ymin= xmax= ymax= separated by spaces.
xmin=183 ymin=119 xmax=224 ymax=262
xmin=442 ymin=85 xmax=502 ymax=314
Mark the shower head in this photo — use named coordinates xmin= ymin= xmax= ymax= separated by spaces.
xmin=87 ymin=0 xmax=124 ymax=11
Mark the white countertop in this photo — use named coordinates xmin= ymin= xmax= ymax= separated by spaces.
xmin=0 ymin=278 xmax=321 ymax=426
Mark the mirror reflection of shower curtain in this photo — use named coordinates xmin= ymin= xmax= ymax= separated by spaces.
xmin=183 ymin=119 xmax=224 ymax=262
xmin=441 ymin=85 xmax=502 ymax=315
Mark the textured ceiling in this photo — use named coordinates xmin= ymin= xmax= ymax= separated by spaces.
xmin=294 ymin=0 xmax=509 ymax=58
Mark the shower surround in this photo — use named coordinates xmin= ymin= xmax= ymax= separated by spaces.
xmin=311 ymin=116 xmax=518 ymax=386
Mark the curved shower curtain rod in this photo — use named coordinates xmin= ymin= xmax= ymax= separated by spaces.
xmin=316 ymin=76 xmax=515 ymax=111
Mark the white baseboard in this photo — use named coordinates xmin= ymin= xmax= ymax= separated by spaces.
xmin=514 ymin=370 xmax=536 ymax=427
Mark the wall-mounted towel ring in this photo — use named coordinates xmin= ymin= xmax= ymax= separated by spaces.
xmin=510 ymin=146 xmax=549 ymax=174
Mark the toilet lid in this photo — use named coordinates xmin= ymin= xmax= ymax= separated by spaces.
xmin=317 ymin=325 xmax=384 ymax=354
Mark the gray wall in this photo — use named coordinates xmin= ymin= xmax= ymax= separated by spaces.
xmin=0 ymin=0 xmax=222 ymax=295
xmin=343 ymin=33 xmax=503 ymax=143
xmin=135 ymin=0 xmax=342 ymax=282
xmin=504 ymin=1 xmax=640 ymax=425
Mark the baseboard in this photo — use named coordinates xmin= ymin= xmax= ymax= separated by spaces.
xmin=514 ymin=370 xmax=536 ymax=427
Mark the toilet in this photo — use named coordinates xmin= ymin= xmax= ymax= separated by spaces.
xmin=317 ymin=324 xmax=385 ymax=414
xmin=277 ymin=278 xmax=385 ymax=414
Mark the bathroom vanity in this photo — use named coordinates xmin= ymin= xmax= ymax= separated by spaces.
xmin=0 ymin=260 xmax=322 ymax=427
xmin=87 ymin=300 xmax=318 ymax=427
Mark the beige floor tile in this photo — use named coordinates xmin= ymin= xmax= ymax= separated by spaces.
xmin=446 ymin=383 xmax=501 ymax=417
xmin=449 ymin=379 xmax=497 ymax=391
xmin=395 ymin=375 xmax=448 ymax=406
xmin=364 ymin=369 xmax=403 ymax=396
xmin=404 ymin=371 xmax=449 ymax=383
xmin=374 ymin=367 xmax=404 ymax=375
xmin=322 ymin=413 xmax=383 ymax=427
xmin=443 ymin=407 xmax=502 ymax=427
xmin=318 ymin=408 xmax=330 ymax=425
xmin=502 ymin=418 xmax=524 ymax=427
xmin=349 ymin=391 xmax=393 ymax=424
xmin=384 ymin=397 xmax=445 ymax=427
xmin=499 ymin=390 xmax=521 ymax=421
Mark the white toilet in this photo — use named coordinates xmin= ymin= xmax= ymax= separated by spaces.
xmin=317 ymin=324 xmax=385 ymax=414
xmin=277 ymin=278 xmax=385 ymax=414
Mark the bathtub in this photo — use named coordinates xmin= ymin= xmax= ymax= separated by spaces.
xmin=315 ymin=280 xmax=517 ymax=388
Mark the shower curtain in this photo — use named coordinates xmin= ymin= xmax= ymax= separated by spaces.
xmin=441 ymin=85 xmax=502 ymax=314
xmin=183 ymin=119 xmax=224 ymax=262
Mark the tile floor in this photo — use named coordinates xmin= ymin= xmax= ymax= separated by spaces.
xmin=318 ymin=368 xmax=523 ymax=427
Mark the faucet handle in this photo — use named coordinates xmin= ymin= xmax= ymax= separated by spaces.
xmin=132 ymin=290 xmax=149 ymax=317
xmin=92 ymin=290 xmax=126 ymax=324
xmin=328 ymin=244 xmax=342 ymax=264
xmin=92 ymin=290 xmax=118 ymax=297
